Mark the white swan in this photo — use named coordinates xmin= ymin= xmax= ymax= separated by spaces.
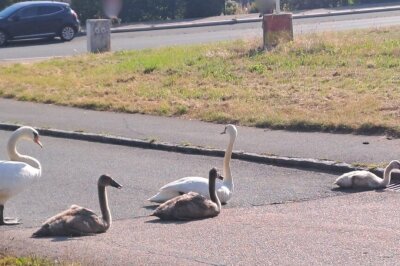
xmin=152 ymin=168 xmax=222 ymax=220
xmin=0 ymin=126 xmax=42 ymax=225
xmin=32 ymin=174 xmax=122 ymax=237
xmin=148 ymin=124 xmax=237 ymax=204
xmin=334 ymin=160 xmax=400 ymax=189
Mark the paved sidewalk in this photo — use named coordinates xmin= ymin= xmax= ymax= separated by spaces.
xmin=1 ymin=98 xmax=399 ymax=167
xmin=2 ymin=191 xmax=400 ymax=265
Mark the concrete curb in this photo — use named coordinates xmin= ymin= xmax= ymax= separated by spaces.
xmin=293 ymin=5 xmax=400 ymax=19
xmin=1 ymin=122 xmax=388 ymax=177
xmin=106 ymin=5 xmax=400 ymax=34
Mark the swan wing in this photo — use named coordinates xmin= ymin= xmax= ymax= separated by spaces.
xmin=161 ymin=177 xmax=227 ymax=196
xmin=335 ymin=170 xmax=381 ymax=188
xmin=63 ymin=211 xmax=105 ymax=235
xmin=41 ymin=205 xmax=96 ymax=225
xmin=172 ymin=193 xmax=218 ymax=219
xmin=159 ymin=176 xmax=209 ymax=192
xmin=164 ymin=177 xmax=231 ymax=203
xmin=148 ymin=177 xmax=209 ymax=203
xmin=334 ymin=170 xmax=367 ymax=187
xmin=149 ymin=177 xmax=228 ymax=203
xmin=0 ymin=161 xmax=40 ymax=186
xmin=36 ymin=205 xmax=104 ymax=236
xmin=153 ymin=192 xmax=218 ymax=220
xmin=0 ymin=161 xmax=40 ymax=202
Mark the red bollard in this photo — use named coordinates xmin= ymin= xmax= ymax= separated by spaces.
xmin=262 ymin=13 xmax=293 ymax=50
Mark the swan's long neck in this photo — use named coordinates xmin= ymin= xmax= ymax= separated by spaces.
xmin=7 ymin=132 xmax=41 ymax=170
xmin=209 ymin=176 xmax=221 ymax=212
xmin=98 ymin=185 xmax=112 ymax=230
xmin=382 ymin=161 xmax=399 ymax=186
xmin=222 ymin=135 xmax=236 ymax=191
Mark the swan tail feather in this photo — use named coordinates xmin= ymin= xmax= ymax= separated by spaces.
xmin=147 ymin=190 xmax=179 ymax=203
xmin=32 ymin=224 xmax=51 ymax=238
xmin=334 ymin=175 xmax=353 ymax=188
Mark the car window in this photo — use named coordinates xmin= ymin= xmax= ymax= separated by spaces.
xmin=0 ymin=3 xmax=24 ymax=18
xmin=18 ymin=6 xmax=38 ymax=19
xmin=38 ymin=6 xmax=63 ymax=16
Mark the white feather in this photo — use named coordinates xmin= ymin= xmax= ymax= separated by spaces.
xmin=0 ymin=127 xmax=42 ymax=206
xmin=149 ymin=176 xmax=231 ymax=204
xmin=334 ymin=160 xmax=400 ymax=189
xmin=148 ymin=124 xmax=237 ymax=204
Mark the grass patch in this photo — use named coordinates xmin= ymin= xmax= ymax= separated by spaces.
xmin=1 ymin=27 xmax=400 ymax=135
xmin=0 ymin=256 xmax=52 ymax=266
xmin=0 ymin=255 xmax=78 ymax=266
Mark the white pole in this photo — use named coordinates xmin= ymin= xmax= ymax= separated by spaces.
xmin=276 ymin=0 xmax=281 ymax=14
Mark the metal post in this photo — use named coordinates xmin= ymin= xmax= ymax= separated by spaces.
xmin=276 ymin=0 xmax=280 ymax=14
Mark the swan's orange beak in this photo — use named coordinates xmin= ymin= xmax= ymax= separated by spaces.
xmin=220 ymin=127 xmax=227 ymax=135
xmin=34 ymin=136 xmax=43 ymax=148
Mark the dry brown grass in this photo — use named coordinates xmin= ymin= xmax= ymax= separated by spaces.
xmin=0 ymin=27 xmax=399 ymax=135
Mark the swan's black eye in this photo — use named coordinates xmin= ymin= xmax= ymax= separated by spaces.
xmin=33 ymin=132 xmax=38 ymax=138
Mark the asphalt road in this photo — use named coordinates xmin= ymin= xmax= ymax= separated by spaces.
xmin=2 ymin=191 xmax=400 ymax=265
xmin=0 ymin=10 xmax=400 ymax=61
xmin=0 ymin=130 xmax=342 ymax=228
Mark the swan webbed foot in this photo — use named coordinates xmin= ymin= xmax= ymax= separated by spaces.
xmin=0 ymin=217 xmax=21 ymax=226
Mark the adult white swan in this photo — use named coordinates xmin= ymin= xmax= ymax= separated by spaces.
xmin=152 ymin=168 xmax=223 ymax=220
xmin=334 ymin=160 xmax=400 ymax=189
xmin=33 ymin=174 xmax=122 ymax=237
xmin=0 ymin=126 xmax=42 ymax=225
xmin=148 ymin=124 xmax=237 ymax=204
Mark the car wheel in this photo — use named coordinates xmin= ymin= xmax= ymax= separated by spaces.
xmin=60 ymin=25 xmax=76 ymax=41
xmin=0 ymin=31 xmax=7 ymax=47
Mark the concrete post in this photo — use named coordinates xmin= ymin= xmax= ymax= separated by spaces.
xmin=262 ymin=13 xmax=293 ymax=50
xmin=86 ymin=19 xmax=111 ymax=53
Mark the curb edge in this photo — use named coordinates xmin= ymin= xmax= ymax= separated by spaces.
xmin=0 ymin=122 xmax=379 ymax=176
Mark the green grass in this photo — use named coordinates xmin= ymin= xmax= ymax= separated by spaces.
xmin=1 ymin=27 xmax=400 ymax=135
xmin=0 ymin=255 xmax=76 ymax=266
xmin=0 ymin=252 xmax=81 ymax=266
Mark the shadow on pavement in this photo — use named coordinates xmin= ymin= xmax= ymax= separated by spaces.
xmin=145 ymin=218 xmax=196 ymax=224
xmin=27 ymin=235 xmax=85 ymax=242
xmin=143 ymin=205 xmax=159 ymax=211
xmin=50 ymin=236 xmax=85 ymax=242
xmin=2 ymin=36 xmax=84 ymax=48
xmin=331 ymin=187 xmax=386 ymax=194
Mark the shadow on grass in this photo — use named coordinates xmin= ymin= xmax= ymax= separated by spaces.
xmin=255 ymin=120 xmax=400 ymax=138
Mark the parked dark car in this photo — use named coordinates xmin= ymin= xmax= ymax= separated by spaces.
xmin=0 ymin=1 xmax=80 ymax=46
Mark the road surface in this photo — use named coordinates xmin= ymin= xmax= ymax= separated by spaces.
xmin=0 ymin=130 xmax=341 ymax=228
